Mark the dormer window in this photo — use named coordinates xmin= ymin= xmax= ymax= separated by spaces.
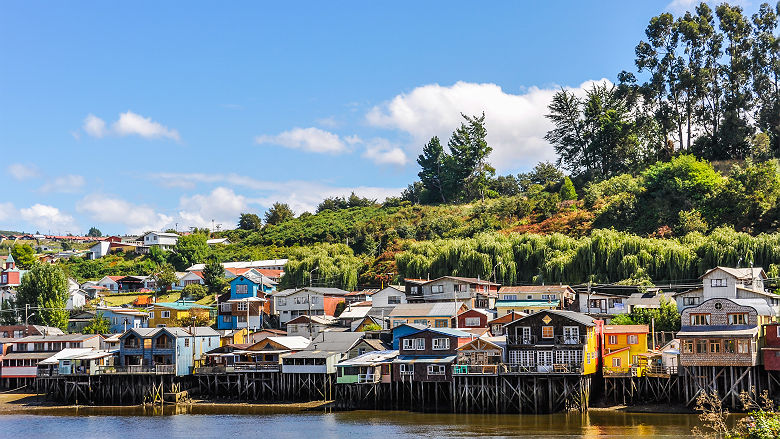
xmin=691 ymin=313 xmax=710 ymax=325
xmin=711 ymin=278 xmax=726 ymax=287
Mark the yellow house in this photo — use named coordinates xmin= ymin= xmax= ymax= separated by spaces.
xmin=602 ymin=324 xmax=650 ymax=376
xmin=148 ymin=301 xmax=212 ymax=327
xmin=218 ymin=328 xmax=247 ymax=346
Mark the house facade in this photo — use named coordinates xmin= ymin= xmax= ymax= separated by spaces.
xmin=762 ymin=323 xmax=780 ymax=371
xmin=118 ymin=327 xmax=219 ymax=375
xmin=403 ymin=276 xmax=499 ymax=308
xmin=1 ymin=334 xmax=102 ymax=380
xmin=499 ymin=285 xmax=576 ymax=309
xmin=389 ymin=302 xmax=467 ymax=329
xmin=677 ymin=298 xmax=772 ymax=367
xmin=216 ymin=273 xmax=274 ymax=331
xmin=601 ymin=324 xmax=650 ymax=376
xmin=149 ymin=301 xmax=212 ymax=327
xmin=392 ymin=328 xmax=474 ymax=382
xmin=504 ymin=310 xmax=602 ymax=374
xmin=142 ymin=231 xmax=179 ymax=251
xmin=273 ymin=287 xmax=348 ymax=325
xmin=674 ymin=267 xmax=779 ymax=314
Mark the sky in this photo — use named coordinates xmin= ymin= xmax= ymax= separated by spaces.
xmin=0 ymin=0 xmax=760 ymax=235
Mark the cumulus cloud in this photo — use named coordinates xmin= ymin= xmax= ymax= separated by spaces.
xmin=77 ymin=194 xmax=173 ymax=234
xmin=255 ymin=127 xmax=349 ymax=154
xmin=151 ymin=172 xmax=402 ymax=215
xmin=7 ymin=163 xmax=39 ymax=180
xmin=83 ymin=114 xmax=107 ymax=138
xmin=366 ymin=80 xmax=608 ymax=172
xmin=19 ymin=204 xmax=78 ymax=232
xmin=0 ymin=202 xmax=15 ymax=222
xmin=39 ymin=174 xmax=86 ymax=193
xmin=81 ymin=111 xmax=180 ymax=141
xmin=177 ymin=187 xmax=251 ymax=229
xmin=362 ymin=138 xmax=408 ymax=166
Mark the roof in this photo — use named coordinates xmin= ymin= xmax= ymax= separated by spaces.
xmin=495 ymin=299 xmax=560 ymax=308
xmin=395 ymin=355 xmax=457 ymax=364
xmin=38 ymin=348 xmax=101 ymax=365
xmin=338 ymin=305 xmax=372 ymax=320
xmin=677 ymin=327 xmax=759 ymax=337
xmin=603 ymin=325 xmax=649 ymax=334
xmin=695 ymin=298 xmax=775 ymax=316
xmin=153 ymin=301 xmax=212 ymax=310
xmin=3 ymin=352 xmax=62 ymax=360
xmin=424 ymin=276 xmax=500 ymax=286
xmin=303 ymin=331 xmax=364 ymax=353
xmin=230 ymin=271 xmax=277 ymax=286
xmin=206 ymin=238 xmax=230 ymax=245
xmin=186 ymin=259 xmax=289 ymax=272
xmin=336 ymin=350 xmax=398 ymax=367
xmin=407 ymin=327 xmax=474 ymax=338
xmin=124 ymin=326 xmax=219 ymax=338
xmin=389 ymin=302 xmax=462 ymax=318
xmin=700 ymin=266 xmax=767 ymax=280
xmin=457 ymin=337 xmax=505 ymax=351
xmin=253 ymin=336 xmax=311 ymax=350
xmin=499 ymin=285 xmax=574 ymax=293
xmin=145 ymin=231 xmax=180 ymax=238
xmin=487 ymin=311 xmax=528 ymax=325
xmin=286 ymin=315 xmax=337 ymax=326
xmin=14 ymin=334 xmax=101 ymax=343
xmin=359 ymin=338 xmax=388 ymax=351
xmin=507 ymin=309 xmax=597 ymax=327
xmin=274 ymin=287 xmax=350 ymax=297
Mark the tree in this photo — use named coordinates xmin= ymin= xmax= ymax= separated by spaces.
xmin=203 ymin=256 xmax=227 ymax=294
xmin=182 ymin=283 xmax=209 ymax=301
xmin=358 ymin=323 xmax=382 ymax=332
xmin=152 ymin=264 xmax=177 ymax=295
xmin=446 ymin=113 xmax=495 ymax=201
xmin=417 ymin=136 xmax=449 ymax=203
xmin=559 ymin=177 xmax=577 ymax=201
xmin=238 ymin=213 xmax=262 ymax=231
xmin=172 ymin=234 xmax=209 ymax=270
xmin=264 ymin=202 xmax=295 ymax=225
xmin=11 ymin=244 xmax=36 ymax=269
xmin=15 ymin=264 xmax=69 ymax=330
xmin=83 ymin=312 xmax=111 ymax=334
xmin=87 ymin=227 xmax=102 ymax=237
xmin=517 ymin=162 xmax=564 ymax=191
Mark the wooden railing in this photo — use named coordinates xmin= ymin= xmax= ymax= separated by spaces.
xmin=502 ymin=363 xmax=584 ymax=374
xmin=194 ymin=363 xmax=280 ymax=374
xmin=603 ymin=366 xmax=639 ymax=377
xmin=96 ymin=364 xmax=175 ymax=375
xmin=453 ymin=364 xmax=499 ymax=375
xmin=358 ymin=373 xmax=379 ymax=383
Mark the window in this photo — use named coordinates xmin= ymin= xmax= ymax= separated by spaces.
xmin=294 ymin=296 xmax=308 ymax=304
xmin=683 ymin=297 xmax=700 ymax=306
xmin=184 ymin=339 xmax=190 ymax=347
xmin=696 ymin=339 xmax=707 ymax=354
xmin=683 ymin=340 xmax=694 ymax=353
xmin=728 ymin=313 xmax=748 ymax=325
xmin=149 ymin=312 xmax=154 ymax=320
xmin=222 ymin=315 xmax=231 ymax=323
xmin=310 ymin=296 xmax=318 ymax=304
xmin=236 ymin=284 xmax=248 ymax=294
xmin=161 ymin=311 xmax=170 ymax=319
xmin=427 ymin=365 xmax=446 ymax=375
xmin=432 ymin=338 xmax=450 ymax=350
xmin=431 ymin=285 xmax=443 ymax=294
xmin=237 ymin=301 xmax=248 ymax=311
xmin=393 ymin=320 xmax=403 ymax=327
xmin=738 ymin=339 xmax=750 ymax=354
xmin=410 ymin=286 xmax=419 ymax=294
xmin=608 ymin=298 xmax=622 ymax=308
xmin=711 ymin=278 xmax=726 ymax=287
xmin=627 ymin=335 xmax=638 ymax=345
xmin=709 ymin=340 xmax=720 ymax=353
xmin=278 ymin=298 xmax=286 ymax=306
xmin=542 ymin=326 xmax=554 ymax=339
xmin=400 ymin=364 xmax=413 ymax=375
xmin=455 ymin=284 xmax=468 ymax=293
xmin=464 ymin=317 xmax=480 ymax=327
xmin=414 ymin=338 xmax=425 ymax=350
xmin=691 ymin=314 xmax=710 ymax=325
xmin=608 ymin=335 xmax=618 ymax=345
xmin=413 ymin=319 xmax=428 ymax=325
xmin=434 ymin=319 xmax=448 ymax=328
xmin=220 ymin=303 xmax=232 ymax=312
xmin=589 ymin=299 xmax=602 ymax=309
xmin=612 ymin=357 xmax=621 ymax=367
xmin=527 ymin=295 xmax=533 ymax=299
xmin=723 ymin=339 xmax=735 ymax=353
xmin=237 ymin=315 xmax=247 ymax=323
xmin=402 ymin=339 xmax=413 ymax=350
xmin=388 ymin=295 xmax=401 ymax=304
xmin=503 ymin=294 xmax=517 ymax=301
xmin=289 ymin=325 xmax=298 ymax=333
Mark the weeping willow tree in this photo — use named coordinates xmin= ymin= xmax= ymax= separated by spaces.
xmin=395 ymin=227 xmax=780 ymax=285
xmin=279 ymin=243 xmax=362 ymax=291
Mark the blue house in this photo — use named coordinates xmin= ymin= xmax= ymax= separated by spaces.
xmin=216 ymin=272 xmax=276 ymax=331
xmin=391 ymin=323 xmax=428 ymax=350
xmin=96 ymin=307 xmax=149 ymax=333
xmin=118 ymin=326 xmax=219 ymax=376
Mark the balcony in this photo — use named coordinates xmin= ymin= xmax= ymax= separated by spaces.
xmin=507 ymin=335 xmax=538 ymax=345
xmin=502 ymin=363 xmax=584 ymax=375
xmin=555 ymin=335 xmax=587 ymax=345
xmin=453 ymin=364 xmax=499 ymax=375
xmin=603 ymin=366 xmax=639 ymax=377
xmin=357 ymin=373 xmax=379 ymax=384
xmin=96 ymin=365 xmax=175 ymax=375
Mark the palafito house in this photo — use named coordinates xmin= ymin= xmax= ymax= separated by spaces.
xmin=601 ymin=324 xmax=650 ymax=376
xmin=388 ymin=302 xmax=468 ymax=329
xmin=148 ymin=301 xmax=212 ymax=327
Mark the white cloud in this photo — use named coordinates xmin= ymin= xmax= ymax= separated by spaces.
xmin=83 ymin=114 xmax=107 ymax=138
xmin=666 ymin=0 xmax=750 ymax=14
xmin=151 ymin=172 xmax=402 ymax=215
xmin=366 ymin=80 xmax=608 ymax=172
xmin=0 ymin=202 xmax=15 ymax=222
xmin=362 ymin=138 xmax=408 ymax=166
xmin=39 ymin=174 xmax=86 ymax=193
xmin=7 ymin=163 xmax=39 ymax=180
xmin=81 ymin=111 xmax=180 ymax=141
xmin=77 ymin=194 xmax=173 ymax=234
xmin=19 ymin=204 xmax=78 ymax=233
xmin=177 ymin=187 xmax=251 ymax=229
xmin=255 ymin=127 xmax=349 ymax=154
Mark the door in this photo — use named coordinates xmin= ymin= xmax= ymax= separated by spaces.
xmin=537 ymin=351 xmax=553 ymax=372
xmin=563 ymin=327 xmax=579 ymax=344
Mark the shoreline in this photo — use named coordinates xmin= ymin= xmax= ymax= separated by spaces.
xmin=0 ymin=392 xmax=694 ymax=416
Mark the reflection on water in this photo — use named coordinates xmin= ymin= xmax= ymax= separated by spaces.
xmin=0 ymin=406 xmax=701 ymax=439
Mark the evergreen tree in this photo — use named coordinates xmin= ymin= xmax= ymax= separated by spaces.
xmin=264 ymin=202 xmax=295 ymax=225
xmin=559 ymin=177 xmax=577 ymax=200
xmin=16 ymin=264 xmax=69 ymax=330
xmin=238 ymin=213 xmax=262 ymax=231
xmin=416 ymin=136 xmax=449 ymax=203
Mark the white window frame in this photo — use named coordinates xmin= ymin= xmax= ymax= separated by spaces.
xmin=237 ymin=301 xmax=248 ymax=311
xmin=236 ymin=284 xmax=248 ymax=294
xmin=432 ymin=338 xmax=450 ymax=350
xmin=402 ymin=339 xmax=413 ymax=350
xmin=427 ymin=364 xmax=446 ymax=375
xmin=627 ymin=334 xmax=638 ymax=345
xmin=711 ymin=278 xmax=726 ymax=287
xmin=149 ymin=312 xmax=154 ymax=320
xmin=464 ymin=317 xmax=481 ymax=327
xmin=503 ymin=294 xmax=517 ymax=301
xmin=608 ymin=335 xmax=617 ymax=344
xmin=387 ymin=295 xmax=401 ymax=304
xmin=414 ymin=338 xmax=425 ymax=350
xmin=431 ymin=285 xmax=443 ymax=294
xmin=400 ymin=363 xmax=413 ymax=375
xmin=160 ymin=311 xmax=170 ymax=319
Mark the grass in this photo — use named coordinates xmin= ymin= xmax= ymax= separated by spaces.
xmin=101 ymin=291 xmax=183 ymax=307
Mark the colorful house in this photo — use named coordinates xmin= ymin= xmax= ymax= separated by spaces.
xmin=148 ymin=301 xmax=212 ymax=327
xmin=601 ymin=324 xmax=650 ymax=376
xmin=0 ymin=254 xmax=26 ymax=294
xmin=498 ymin=285 xmax=576 ymax=309
xmin=389 ymin=302 xmax=467 ymax=329
xmin=487 ymin=311 xmax=527 ymax=336
xmin=336 ymin=350 xmax=398 ymax=384
xmin=403 ymin=276 xmax=499 ymax=308
xmin=454 ymin=336 xmax=506 ymax=375
xmin=504 ymin=310 xmax=602 ymax=375
xmin=392 ymin=327 xmax=475 ymax=382
xmin=761 ymin=323 xmax=780 ymax=371
xmin=495 ymin=299 xmax=560 ymax=317
xmin=95 ymin=306 xmax=149 ymax=333
xmin=216 ymin=272 xmax=274 ymax=331
xmin=118 ymin=326 xmax=219 ymax=375
xmin=456 ymin=308 xmax=495 ymax=329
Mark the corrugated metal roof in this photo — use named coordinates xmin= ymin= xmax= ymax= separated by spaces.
xmin=389 ymin=302 xmax=461 ymax=317
xmin=495 ymin=299 xmax=560 ymax=307
xmin=394 ymin=355 xmax=456 ymax=363
xmin=337 ymin=350 xmax=398 ymax=367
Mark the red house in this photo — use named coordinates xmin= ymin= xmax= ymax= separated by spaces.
xmin=763 ymin=323 xmax=780 ymax=370
xmin=0 ymin=254 xmax=22 ymax=289
xmin=456 ymin=308 xmax=494 ymax=329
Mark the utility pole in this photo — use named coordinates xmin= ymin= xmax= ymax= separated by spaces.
xmin=24 ymin=304 xmax=29 ymax=336
xmin=586 ymin=281 xmax=591 ymax=315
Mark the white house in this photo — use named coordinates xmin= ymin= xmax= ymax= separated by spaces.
xmin=272 ymin=287 xmax=349 ymax=324
xmin=142 ymin=231 xmax=179 ymax=251
xmin=370 ymin=286 xmax=407 ymax=308
xmin=186 ymin=259 xmax=288 ymax=272
xmin=87 ymin=241 xmax=110 ymax=260
xmin=673 ymin=266 xmax=780 ymax=315
xmin=206 ymin=238 xmax=231 ymax=246
xmin=176 ymin=271 xmax=205 ymax=290
xmin=95 ymin=276 xmax=122 ymax=292
xmin=66 ymin=289 xmax=87 ymax=310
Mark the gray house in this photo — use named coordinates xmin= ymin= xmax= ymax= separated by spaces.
xmin=118 ymin=327 xmax=219 ymax=376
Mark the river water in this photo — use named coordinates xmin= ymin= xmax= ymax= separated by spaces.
xmin=0 ymin=407 xmax=703 ymax=438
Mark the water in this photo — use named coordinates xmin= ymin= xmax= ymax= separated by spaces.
xmin=0 ymin=408 xmax=703 ymax=438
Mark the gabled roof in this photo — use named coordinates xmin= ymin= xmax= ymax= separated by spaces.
xmin=336 ymin=350 xmax=398 ymax=367
xmin=603 ymin=325 xmax=649 ymax=334
xmin=286 ymin=315 xmax=337 ymax=326
xmin=499 ymin=285 xmax=574 ymax=293
xmin=303 ymin=331 xmax=365 ymax=353
xmin=487 ymin=311 xmax=528 ymax=325
xmin=700 ymin=266 xmax=767 ymax=280
xmin=406 ymin=327 xmax=474 ymax=338
xmin=457 ymin=336 xmax=505 ymax=352
xmin=495 ymin=299 xmax=560 ymax=308
xmin=15 ymin=333 xmax=102 ymax=343
xmin=507 ymin=309 xmax=597 ymax=327
xmin=388 ymin=302 xmax=463 ymax=318
xmin=230 ymin=272 xmax=277 ymax=287
xmin=274 ymin=287 xmax=350 ymax=297
xmin=415 ymin=276 xmax=500 ymax=286
xmin=153 ymin=301 xmax=212 ymax=311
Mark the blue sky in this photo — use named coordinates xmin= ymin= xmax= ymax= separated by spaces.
xmin=0 ymin=0 xmax=758 ymax=235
